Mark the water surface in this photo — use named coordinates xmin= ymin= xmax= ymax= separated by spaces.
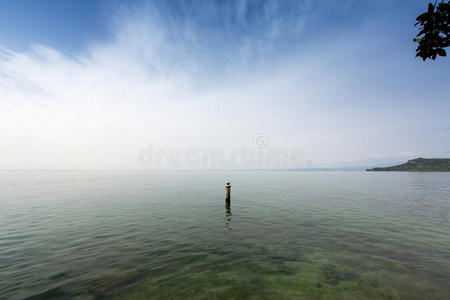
xmin=0 ymin=171 xmax=449 ymax=299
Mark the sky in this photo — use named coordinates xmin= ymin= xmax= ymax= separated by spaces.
xmin=0 ymin=0 xmax=449 ymax=170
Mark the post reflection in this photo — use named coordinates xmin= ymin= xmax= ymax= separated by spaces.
xmin=225 ymin=203 xmax=232 ymax=230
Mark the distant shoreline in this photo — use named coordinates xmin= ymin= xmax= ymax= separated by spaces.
xmin=367 ymin=158 xmax=450 ymax=172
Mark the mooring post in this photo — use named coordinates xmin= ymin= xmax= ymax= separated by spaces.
xmin=225 ymin=181 xmax=231 ymax=203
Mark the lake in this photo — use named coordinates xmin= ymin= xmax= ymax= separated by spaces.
xmin=0 ymin=171 xmax=449 ymax=299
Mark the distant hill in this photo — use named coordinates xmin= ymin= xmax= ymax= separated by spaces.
xmin=366 ymin=158 xmax=450 ymax=172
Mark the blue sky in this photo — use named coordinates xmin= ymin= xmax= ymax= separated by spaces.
xmin=0 ymin=0 xmax=106 ymax=52
xmin=0 ymin=0 xmax=449 ymax=169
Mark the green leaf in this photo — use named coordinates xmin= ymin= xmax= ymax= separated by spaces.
xmin=437 ymin=48 xmax=447 ymax=56
xmin=416 ymin=12 xmax=429 ymax=21
xmin=428 ymin=3 xmax=435 ymax=14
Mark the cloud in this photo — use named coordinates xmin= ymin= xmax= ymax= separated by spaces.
xmin=0 ymin=0 xmax=449 ymax=169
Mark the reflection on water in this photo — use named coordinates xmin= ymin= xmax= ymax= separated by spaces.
xmin=225 ymin=202 xmax=232 ymax=230
xmin=0 ymin=170 xmax=449 ymax=299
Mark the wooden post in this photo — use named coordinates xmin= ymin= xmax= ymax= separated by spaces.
xmin=225 ymin=181 xmax=231 ymax=203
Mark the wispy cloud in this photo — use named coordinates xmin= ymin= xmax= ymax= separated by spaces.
xmin=0 ymin=0 xmax=449 ymax=169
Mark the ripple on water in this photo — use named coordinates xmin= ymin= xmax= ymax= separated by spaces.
xmin=0 ymin=171 xmax=449 ymax=299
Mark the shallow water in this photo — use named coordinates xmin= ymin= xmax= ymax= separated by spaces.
xmin=0 ymin=170 xmax=449 ymax=299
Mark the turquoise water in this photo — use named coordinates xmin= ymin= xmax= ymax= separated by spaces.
xmin=0 ymin=171 xmax=449 ymax=299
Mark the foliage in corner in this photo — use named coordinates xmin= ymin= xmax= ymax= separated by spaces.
xmin=414 ymin=1 xmax=449 ymax=61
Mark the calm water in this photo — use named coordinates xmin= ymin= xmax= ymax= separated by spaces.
xmin=0 ymin=171 xmax=449 ymax=299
